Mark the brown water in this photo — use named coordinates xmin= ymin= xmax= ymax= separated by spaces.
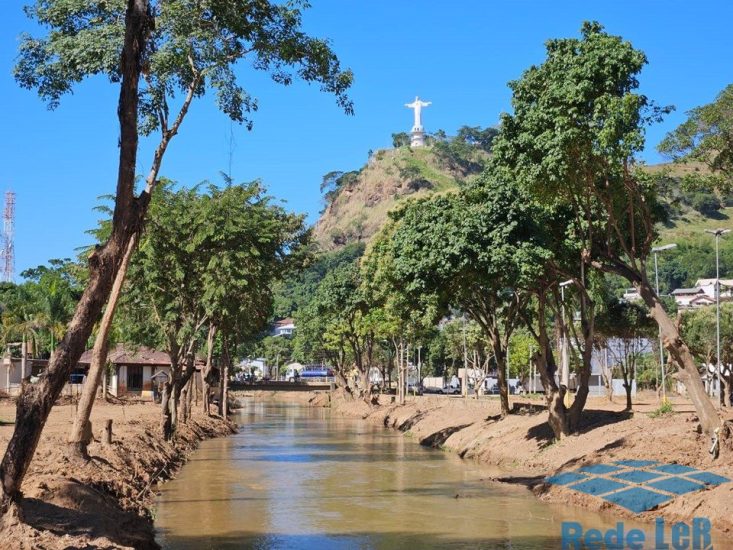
xmin=154 ymin=401 xmax=713 ymax=549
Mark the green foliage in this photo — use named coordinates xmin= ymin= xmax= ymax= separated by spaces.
xmin=492 ymin=21 xmax=669 ymax=273
xmin=248 ymin=335 xmax=293 ymax=371
xmin=690 ymin=192 xmax=722 ymax=217
xmin=430 ymin=125 xmax=496 ymax=174
xmin=392 ymin=132 xmax=410 ymax=148
xmin=16 ymin=0 xmax=353 ymax=128
xmin=681 ymin=303 xmax=733 ymax=367
xmin=320 ymin=170 xmax=361 ymax=206
xmin=119 ymin=180 xmax=305 ymax=357
xmin=1 ymin=259 xmax=84 ymax=357
xmin=508 ymin=329 xmax=535 ymax=378
xmin=659 ymin=84 xmax=733 ymax=193
xmin=649 ymin=400 xmax=674 ymax=418
xmin=292 ymin=259 xmax=370 ymax=371
xmin=272 ymin=243 xmax=365 ymax=319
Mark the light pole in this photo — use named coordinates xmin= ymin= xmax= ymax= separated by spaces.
xmin=705 ymin=229 xmax=730 ymax=408
xmin=652 ymin=243 xmax=677 ymax=401
xmin=462 ymin=314 xmax=468 ymax=398
xmin=559 ymin=279 xmax=573 ymax=407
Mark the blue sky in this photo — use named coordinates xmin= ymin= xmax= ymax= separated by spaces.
xmin=2 ymin=0 xmax=732 ymax=278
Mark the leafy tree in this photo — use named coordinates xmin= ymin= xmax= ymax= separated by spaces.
xmin=659 ymin=84 xmax=733 ymax=193
xmin=392 ymin=132 xmax=410 ymax=148
xmin=369 ymin=173 xmax=550 ymax=416
xmin=272 ymin=242 xmax=365 ymax=318
xmin=681 ymin=304 xmax=733 ymax=406
xmin=508 ymin=329 xmax=535 ymax=380
xmin=117 ymin=182 xmax=304 ymax=437
xmin=690 ymin=192 xmax=722 ymax=217
xmin=431 ymin=126 xmax=494 ymax=175
xmin=595 ymin=299 xmax=656 ymax=410
xmin=2 ymin=0 xmax=352 ymax=508
xmin=491 ymin=21 xmax=719 ymax=434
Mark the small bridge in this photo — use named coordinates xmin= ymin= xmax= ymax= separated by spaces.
xmin=229 ymin=381 xmax=332 ymax=392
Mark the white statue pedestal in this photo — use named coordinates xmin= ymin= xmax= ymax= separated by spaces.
xmin=410 ymin=127 xmax=425 ymax=147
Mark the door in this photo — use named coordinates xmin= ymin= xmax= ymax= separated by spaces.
xmin=127 ymin=365 xmax=143 ymax=391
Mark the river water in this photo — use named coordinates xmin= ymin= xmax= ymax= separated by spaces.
xmin=154 ymin=400 xmax=698 ymax=549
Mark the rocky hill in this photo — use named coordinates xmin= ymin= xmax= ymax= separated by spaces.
xmin=313 ymin=145 xmax=486 ymax=250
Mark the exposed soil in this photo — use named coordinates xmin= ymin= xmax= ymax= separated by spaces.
xmin=243 ymin=389 xmax=733 ymax=536
xmin=0 ymin=398 xmax=235 ymax=549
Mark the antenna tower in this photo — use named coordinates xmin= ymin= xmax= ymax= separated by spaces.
xmin=1 ymin=191 xmax=15 ymax=282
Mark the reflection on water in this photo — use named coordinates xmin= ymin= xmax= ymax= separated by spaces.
xmin=154 ymin=401 xmax=706 ymax=549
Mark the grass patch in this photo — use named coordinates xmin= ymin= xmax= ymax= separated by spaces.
xmin=648 ymin=400 xmax=674 ymax=418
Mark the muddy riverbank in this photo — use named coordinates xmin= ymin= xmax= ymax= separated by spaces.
xmin=0 ymin=399 xmax=235 ymax=549
xmin=238 ymin=389 xmax=733 ymax=536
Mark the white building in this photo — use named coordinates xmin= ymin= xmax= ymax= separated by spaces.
xmin=694 ymin=278 xmax=733 ymax=300
xmin=271 ymin=318 xmax=295 ymax=337
xmin=672 ymin=287 xmax=708 ymax=309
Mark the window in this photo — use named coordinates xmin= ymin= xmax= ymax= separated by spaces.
xmin=127 ymin=365 xmax=143 ymax=391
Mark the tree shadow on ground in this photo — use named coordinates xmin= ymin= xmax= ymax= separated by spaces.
xmin=419 ymin=423 xmax=474 ymax=448
xmin=525 ymin=409 xmax=633 ymax=449
xmin=20 ymin=484 xmax=156 ymax=549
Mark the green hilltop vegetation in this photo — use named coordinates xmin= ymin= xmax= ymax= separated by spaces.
xmin=311 ymin=139 xmax=731 ymax=297
xmin=313 ymin=127 xmax=494 ymax=249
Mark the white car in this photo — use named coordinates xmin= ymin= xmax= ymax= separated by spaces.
xmin=441 ymin=384 xmax=461 ymax=395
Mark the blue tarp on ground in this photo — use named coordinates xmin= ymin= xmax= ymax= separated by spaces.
xmin=545 ymin=461 xmax=730 ymax=513
xmin=603 ymin=487 xmax=673 ymax=514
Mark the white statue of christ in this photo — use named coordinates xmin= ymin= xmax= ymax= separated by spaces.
xmin=405 ymin=96 xmax=431 ymax=130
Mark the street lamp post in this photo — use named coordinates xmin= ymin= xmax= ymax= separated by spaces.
xmin=705 ymin=229 xmax=730 ymax=408
xmin=652 ymin=243 xmax=677 ymax=401
xmin=559 ymin=279 xmax=573 ymax=407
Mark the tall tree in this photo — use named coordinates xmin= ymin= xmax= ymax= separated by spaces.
xmin=2 ymin=0 xmax=352 ymax=508
xmin=491 ymin=22 xmax=720 ymax=434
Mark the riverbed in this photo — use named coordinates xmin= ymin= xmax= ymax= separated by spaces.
xmin=155 ymin=400 xmax=684 ymax=549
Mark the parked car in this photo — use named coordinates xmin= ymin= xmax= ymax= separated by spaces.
xmin=441 ymin=384 xmax=461 ymax=395
xmin=407 ymin=383 xmax=423 ymax=395
xmin=284 ymin=367 xmax=300 ymax=383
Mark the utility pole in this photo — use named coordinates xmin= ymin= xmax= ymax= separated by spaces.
xmin=652 ymin=243 xmax=677 ymax=402
xmin=705 ymin=229 xmax=730 ymax=408
xmin=462 ymin=314 xmax=468 ymax=398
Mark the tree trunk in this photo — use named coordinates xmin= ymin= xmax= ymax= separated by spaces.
xmin=186 ymin=376 xmax=194 ymax=419
xmin=161 ymin=382 xmax=172 ymax=440
xmin=526 ymin=295 xmax=570 ymax=440
xmin=69 ymin=234 xmax=137 ymax=458
xmin=636 ymin=279 xmax=720 ymax=434
xmin=494 ymin=345 xmax=510 ymax=417
xmin=179 ymin=386 xmax=189 ymax=424
xmin=222 ymin=338 xmax=231 ymax=418
xmin=0 ymin=0 xmax=151 ymax=513
xmin=202 ymin=324 xmax=216 ymax=415
xmin=102 ymin=365 xmax=108 ymax=402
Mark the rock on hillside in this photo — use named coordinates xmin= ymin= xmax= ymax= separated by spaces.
xmin=313 ymin=146 xmax=484 ymax=250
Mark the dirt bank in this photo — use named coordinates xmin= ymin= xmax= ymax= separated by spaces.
xmin=243 ymin=389 xmax=733 ymax=535
xmin=0 ymin=399 xmax=235 ymax=549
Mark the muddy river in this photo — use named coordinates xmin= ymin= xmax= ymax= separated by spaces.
xmin=155 ymin=400 xmax=702 ymax=549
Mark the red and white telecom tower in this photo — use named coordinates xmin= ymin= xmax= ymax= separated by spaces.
xmin=0 ymin=190 xmax=15 ymax=282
